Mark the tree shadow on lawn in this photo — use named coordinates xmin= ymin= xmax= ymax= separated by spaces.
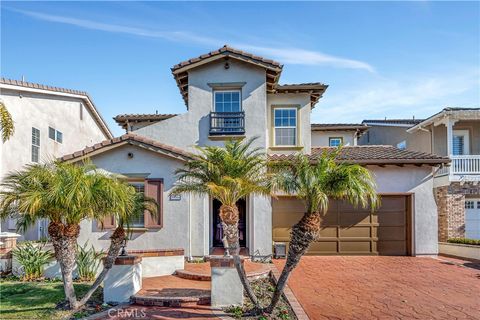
xmin=0 ymin=281 xmax=96 ymax=320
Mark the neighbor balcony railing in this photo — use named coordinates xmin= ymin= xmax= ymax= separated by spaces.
xmin=437 ymin=155 xmax=480 ymax=177
xmin=209 ymin=111 xmax=245 ymax=135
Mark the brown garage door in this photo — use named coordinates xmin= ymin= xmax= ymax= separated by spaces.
xmin=272 ymin=195 xmax=411 ymax=255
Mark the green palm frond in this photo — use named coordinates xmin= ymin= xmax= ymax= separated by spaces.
xmin=270 ymin=149 xmax=379 ymax=214
xmin=171 ymin=137 xmax=272 ymax=206
xmin=0 ymin=102 xmax=14 ymax=142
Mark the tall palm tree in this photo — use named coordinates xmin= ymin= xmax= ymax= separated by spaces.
xmin=0 ymin=161 xmax=136 ymax=310
xmin=78 ymin=191 xmax=157 ymax=307
xmin=266 ymin=151 xmax=379 ymax=313
xmin=0 ymin=101 xmax=14 ymax=142
xmin=171 ymin=138 xmax=271 ymax=309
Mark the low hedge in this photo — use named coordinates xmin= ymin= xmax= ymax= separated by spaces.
xmin=447 ymin=238 xmax=480 ymax=246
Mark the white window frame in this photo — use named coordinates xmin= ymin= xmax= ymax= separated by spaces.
xmin=129 ymin=182 xmax=145 ymax=228
xmin=48 ymin=126 xmax=63 ymax=144
xmin=329 ymin=137 xmax=343 ymax=147
xmin=273 ymin=107 xmax=298 ymax=147
xmin=452 ymin=130 xmax=470 ymax=155
xmin=32 ymin=127 xmax=40 ymax=163
xmin=213 ymin=89 xmax=242 ymax=112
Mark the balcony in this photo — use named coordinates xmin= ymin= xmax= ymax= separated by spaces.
xmin=209 ymin=112 xmax=245 ymax=136
xmin=437 ymin=155 xmax=480 ymax=182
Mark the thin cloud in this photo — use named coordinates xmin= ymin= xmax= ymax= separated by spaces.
xmin=7 ymin=7 xmax=374 ymax=72
xmin=314 ymin=69 xmax=480 ymax=123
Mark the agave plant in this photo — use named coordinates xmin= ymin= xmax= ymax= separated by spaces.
xmin=12 ymin=241 xmax=52 ymax=281
xmin=76 ymin=242 xmax=103 ymax=282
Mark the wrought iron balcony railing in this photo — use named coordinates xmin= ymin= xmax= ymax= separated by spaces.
xmin=210 ymin=111 xmax=245 ymax=135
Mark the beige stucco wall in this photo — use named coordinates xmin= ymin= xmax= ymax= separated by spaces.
xmin=311 ymin=131 xmax=356 ymax=147
xmin=359 ymin=125 xmax=431 ymax=153
xmin=76 ymin=144 xmax=209 ymax=257
xmin=0 ymin=88 xmax=109 ymax=240
xmin=370 ymin=165 xmax=438 ymax=255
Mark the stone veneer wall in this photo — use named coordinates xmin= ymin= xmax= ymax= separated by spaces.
xmin=435 ymin=182 xmax=480 ymax=241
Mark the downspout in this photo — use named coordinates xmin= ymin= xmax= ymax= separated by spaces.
xmin=188 ymin=192 xmax=193 ymax=261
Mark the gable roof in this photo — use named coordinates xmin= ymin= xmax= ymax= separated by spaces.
xmin=362 ymin=119 xmax=424 ymax=127
xmin=407 ymin=107 xmax=480 ymax=133
xmin=274 ymin=83 xmax=328 ymax=107
xmin=60 ymin=133 xmax=191 ymax=163
xmin=172 ymin=45 xmax=283 ymax=106
xmin=0 ymin=78 xmax=113 ymax=139
xmin=114 ymin=113 xmax=178 ymax=130
xmin=269 ymin=145 xmax=449 ymax=165
xmin=311 ymin=123 xmax=368 ymax=132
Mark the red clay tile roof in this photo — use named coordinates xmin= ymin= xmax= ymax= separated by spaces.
xmin=0 ymin=78 xmax=112 ymax=138
xmin=311 ymin=123 xmax=369 ymax=131
xmin=114 ymin=114 xmax=177 ymax=129
xmin=60 ymin=133 xmax=191 ymax=162
xmin=171 ymin=45 xmax=283 ymax=107
xmin=269 ymin=145 xmax=449 ymax=165
xmin=274 ymin=83 xmax=328 ymax=107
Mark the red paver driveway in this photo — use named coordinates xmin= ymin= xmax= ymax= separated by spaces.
xmin=274 ymin=256 xmax=480 ymax=320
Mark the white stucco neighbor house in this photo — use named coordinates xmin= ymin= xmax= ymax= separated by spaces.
xmin=0 ymin=78 xmax=113 ymax=240
xmin=59 ymin=46 xmax=449 ymax=259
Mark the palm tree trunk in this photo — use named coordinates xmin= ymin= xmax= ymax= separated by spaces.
xmin=265 ymin=212 xmax=320 ymax=314
xmin=78 ymin=226 xmax=126 ymax=307
xmin=219 ymin=205 xmax=260 ymax=310
xmin=48 ymin=221 xmax=80 ymax=310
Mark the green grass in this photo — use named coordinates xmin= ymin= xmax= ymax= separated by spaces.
xmin=0 ymin=280 xmax=101 ymax=320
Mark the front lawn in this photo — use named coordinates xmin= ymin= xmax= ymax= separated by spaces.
xmin=0 ymin=280 xmax=103 ymax=320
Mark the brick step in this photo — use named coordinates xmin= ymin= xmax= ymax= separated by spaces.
xmin=174 ymin=266 xmax=270 ymax=281
xmin=131 ymin=291 xmax=211 ymax=307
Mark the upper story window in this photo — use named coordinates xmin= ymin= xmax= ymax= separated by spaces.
xmin=329 ymin=137 xmax=343 ymax=147
xmin=31 ymin=127 xmax=40 ymax=163
xmin=48 ymin=127 xmax=63 ymax=144
xmin=274 ymin=108 xmax=297 ymax=146
xmin=453 ymin=130 xmax=469 ymax=155
xmin=214 ymin=90 xmax=241 ymax=112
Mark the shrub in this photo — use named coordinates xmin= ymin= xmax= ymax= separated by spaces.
xmin=76 ymin=242 xmax=103 ymax=281
xmin=447 ymin=238 xmax=480 ymax=246
xmin=12 ymin=241 xmax=52 ymax=281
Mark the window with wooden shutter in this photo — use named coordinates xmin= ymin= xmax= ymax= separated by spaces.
xmin=99 ymin=215 xmax=115 ymax=230
xmin=144 ymin=178 xmax=163 ymax=228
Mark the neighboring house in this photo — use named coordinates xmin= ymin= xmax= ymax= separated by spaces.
xmin=359 ymin=118 xmax=428 ymax=150
xmin=60 ymin=46 xmax=448 ymax=258
xmin=406 ymin=108 xmax=480 ymax=241
xmin=0 ymin=78 xmax=113 ymax=240
xmin=311 ymin=123 xmax=368 ymax=147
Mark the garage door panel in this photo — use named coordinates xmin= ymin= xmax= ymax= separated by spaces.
xmin=378 ymin=226 xmax=406 ymax=241
xmin=272 ymin=195 xmax=409 ymax=256
xmin=378 ymin=211 xmax=406 ymax=226
xmin=377 ymin=241 xmax=406 ymax=255
xmin=339 ymin=226 xmax=372 ymax=237
xmin=318 ymin=227 xmax=337 ymax=237
xmin=339 ymin=212 xmax=370 ymax=225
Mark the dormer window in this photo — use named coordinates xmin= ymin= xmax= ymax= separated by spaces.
xmin=274 ymin=107 xmax=297 ymax=146
xmin=214 ymin=90 xmax=241 ymax=112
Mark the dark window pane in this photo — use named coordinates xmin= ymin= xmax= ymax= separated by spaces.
xmin=49 ymin=127 xmax=55 ymax=140
xmin=289 ymin=109 xmax=296 ymax=117
xmin=56 ymin=131 xmax=63 ymax=143
xmin=232 ymin=92 xmax=240 ymax=101
xmin=215 ymin=93 xmax=223 ymax=102
xmin=224 ymin=92 xmax=231 ymax=102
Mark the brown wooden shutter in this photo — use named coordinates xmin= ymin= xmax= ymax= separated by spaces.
xmin=99 ymin=215 xmax=115 ymax=230
xmin=144 ymin=178 xmax=163 ymax=228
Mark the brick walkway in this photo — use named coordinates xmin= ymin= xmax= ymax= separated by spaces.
xmin=273 ymin=256 xmax=480 ymax=320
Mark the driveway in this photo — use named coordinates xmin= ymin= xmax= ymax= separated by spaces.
xmin=273 ymin=256 xmax=480 ymax=320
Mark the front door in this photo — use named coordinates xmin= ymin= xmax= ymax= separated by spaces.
xmin=212 ymin=199 xmax=247 ymax=247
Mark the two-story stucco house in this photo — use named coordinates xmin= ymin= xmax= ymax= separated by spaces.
xmin=0 ymin=78 xmax=113 ymax=240
xmin=406 ymin=108 xmax=480 ymax=241
xmin=60 ymin=46 xmax=448 ymax=258
xmin=311 ymin=123 xmax=369 ymax=147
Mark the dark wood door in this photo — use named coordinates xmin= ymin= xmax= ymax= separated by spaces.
xmin=212 ymin=199 xmax=247 ymax=247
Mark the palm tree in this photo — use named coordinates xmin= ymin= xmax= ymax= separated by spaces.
xmin=171 ymin=138 xmax=271 ymax=309
xmin=0 ymin=101 xmax=14 ymax=142
xmin=78 ymin=191 xmax=157 ymax=306
xmin=265 ymin=150 xmax=379 ymax=313
xmin=0 ymin=161 xmax=136 ymax=309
